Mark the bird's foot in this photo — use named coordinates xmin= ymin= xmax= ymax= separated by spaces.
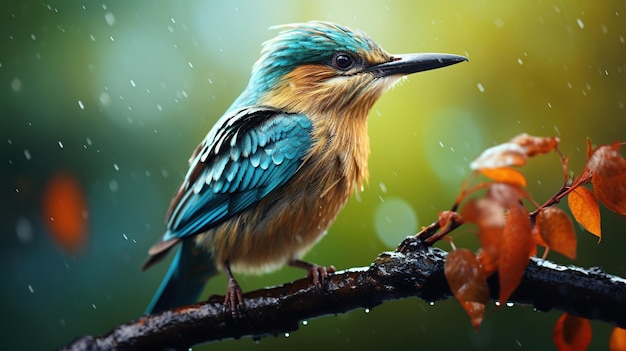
xmin=288 ymin=259 xmax=336 ymax=288
xmin=222 ymin=277 xmax=244 ymax=318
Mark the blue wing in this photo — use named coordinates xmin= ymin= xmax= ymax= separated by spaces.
xmin=162 ymin=106 xmax=312 ymax=241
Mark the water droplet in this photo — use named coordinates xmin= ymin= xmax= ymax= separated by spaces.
xmin=156 ymin=104 xmax=163 ymax=111
xmin=364 ymin=308 xmax=370 ymax=314
xmin=104 ymin=12 xmax=116 ymax=26
xmin=109 ymin=180 xmax=119 ymax=192
xmin=284 ymin=332 xmax=290 ymax=338
xmin=31 ymin=33 xmax=37 ymax=40
xmin=130 ymin=79 xmax=136 ymax=87
xmin=506 ymin=302 xmax=514 ymax=307
xmin=188 ymin=61 xmax=193 ymax=68
xmin=122 ymin=233 xmax=128 ymax=240
xmin=576 ymin=18 xmax=584 ymax=29
xmin=11 ymin=77 xmax=22 ymax=92
xmin=476 ymin=82 xmax=485 ymax=93
xmin=517 ymin=58 xmax=523 ymax=65
xmin=302 ymin=320 xmax=308 ymax=326
xmin=113 ymin=163 xmax=119 ymax=171
xmin=58 ymin=141 xmax=64 ymax=149
xmin=78 ymin=100 xmax=84 ymax=110
xmin=429 ymin=301 xmax=435 ymax=306
xmin=494 ymin=301 xmax=501 ymax=307
xmin=547 ymin=101 xmax=552 ymax=108
xmin=378 ymin=182 xmax=387 ymax=193
xmin=24 ymin=149 xmax=31 ymax=160
xmin=92 ymin=304 xmax=97 ymax=309
xmin=16 ymin=217 xmax=33 ymax=243
xmin=89 ymin=34 xmax=96 ymax=42
xmin=28 ymin=284 xmax=34 ymax=293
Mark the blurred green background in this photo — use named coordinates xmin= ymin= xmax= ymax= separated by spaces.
xmin=2 ymin=0 xmax=625 ymax=350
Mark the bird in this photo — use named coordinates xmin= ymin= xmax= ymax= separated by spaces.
xmin=142 ymin=21 xmax=467 ymax=315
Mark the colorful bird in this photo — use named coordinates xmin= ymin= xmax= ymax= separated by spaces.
xmin=142 ymin=21 xmax=466 ymax=315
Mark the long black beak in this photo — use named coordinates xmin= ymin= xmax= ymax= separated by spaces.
xmin=366 ymin=53 xmax=468 ymax=78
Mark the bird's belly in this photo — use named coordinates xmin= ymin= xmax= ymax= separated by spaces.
xmin=197 ymin=181 xmax=351 ymax=275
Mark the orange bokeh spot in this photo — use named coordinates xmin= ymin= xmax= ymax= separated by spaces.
xmin=42 ymin=172 xmax=88 ymax=253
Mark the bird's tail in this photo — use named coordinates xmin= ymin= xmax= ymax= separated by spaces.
xmin=144 ymin=240 xmax=217 ymax=314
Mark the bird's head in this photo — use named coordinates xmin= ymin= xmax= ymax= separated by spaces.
xmin=231 ymin=21 xmax=466 ymax=119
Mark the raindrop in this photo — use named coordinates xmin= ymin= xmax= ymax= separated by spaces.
xmin=86 ymin=137 xmax=92 ymax=146
xmin=207 ymin=78 xmax=213 ymax=84
xmin=284 ymin=332 xmax=290 ymax=338
xmin=156 ymin=104 xmax=163 ymax=111
xmin=188 ymin=61 xmax=193 ymax=68
xmin=547 ymin=102 xmax=552 ymax=108
xmin=89 ymin=34 xmax=96 ymax=42
xmin=170 ymin=17 xmax=176 ymax=24
xmin=113 ymin=163 xmax=119 ymax=171
xmin=92 ymin=304 xmax=97 ymax=309
xmin=378 ymin=182 xmax=387 ymax=193
xmin=28 ymin=284 xmax=34 ymax=293
xmin=11 ymin=78 xmax=22 ymax=92
xmin=302 ymin=320 xmax=308 ymax=326
xmin=109 ymin=180 xmax=119 ymax=192
xmin=78 ymin=100 xmax=85 ymax=110
xmin=58 ymin=141 xmax=64 ymax=149
xmin=576 ymin=18 xmax=584 ymax=29
xmin=122 ymin=233 xmax=128 ymax=240
xmin=99 ymin=91 xmax=111 ymax=105
xmin=130 ymin=79 xmax=136 ymax=87
xmin=31 ymin=33 xmax=36 ymax=40
xmin=429 ymin=301 xmax=435 ymax=306
xmin=104 ymin=12 xmax=116 ymax=26
xmin=364 ymin=308 xmax=370 ymax=314
xmin=517 ymin=58 xmax=523 ymax=65
xmin=506 ymin=302 xmax=514 ymax=307
xmin=16 ymin=217 xmax=33 ymax=243
xmin=24 ymin=149 xmax=32 ymax=160
xmin=494 ymin=301 xmax=501 ymax=307
xmin=476 ymin=82 xmax=485 ymax=93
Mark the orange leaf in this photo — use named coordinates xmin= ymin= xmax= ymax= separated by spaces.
xmin=438 ymin=210 xmax=461 ymax=230
xmin=479 ymin=167 xmax=527 ymax=187
xmin=42 ymin=172 xmax=89 ymax=253
xmin=567 ymin=186 xmax=601 ymax=239
xmin=462 ymin=198 xmax=504 ymax=275
xmin=587 ymin=143 xmax=626 ymax=215
xmin=610 ymin=327 xmax=626 ymax=351
xmin=510 ymin=133 xmax=560 ymax=157
xmin=470 ymin=142 xmax=528 ymax=170
xmin=444 ymin=248 xmax=488 ymax=330
xmin=536 ymin=207 xmax=577 ymax=259
xmin=498 ymin=202 xmax=533 ymax=304
xmin=553 ymin=313 xmax=592 ymax=351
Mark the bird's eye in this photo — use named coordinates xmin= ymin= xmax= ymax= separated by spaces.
xmin=332 ymin=53 xmax=355 ymax=70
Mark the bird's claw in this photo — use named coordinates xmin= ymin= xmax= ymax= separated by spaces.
xmin=222 ymin=277 xmax=244 ymax=318
xmin=309 ymin=264 xmax=336 ymax=288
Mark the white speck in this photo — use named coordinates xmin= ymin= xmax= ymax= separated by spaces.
xmin=89 ymin=34 xmax=96 ymax=42
xmin=379 ymin=182 xmax=387 ymax=193
xmin=517 ymin=58 xmax=523 ymax=65
xmin=109 ymin=36 xmax=115 ymax=42
xmin=156 ymin=104 xmax=163 ymax=111
xmin=207 ymin=78 xmax=213 ymax=84
xmin=58 ymin=141 xmax=64 ymax=148
xmin=576 ymin=18 xmax=584 ymax=29
xmin=31 ymin=33 xmax=36 ymax=40
xmin=547 ymin=102 xmax=552 ymax=108
xmin=477 ymin=82 xmax=485 ymax=92
xmin=78 ymin=100 xmax=84 ymax=109
xmin=506 ymin=302 xmax=514 ymax=307
xmin=302 ymin=320 xmax=308 ymax=326
xmin=495 ymin=301 xmax=501 ymax=307
xmin=11 ymin=78 xmax=22 ymax=92
xmin=102 ymin=4 xmax=107 ymax=10
xmin=28 ymin=285 xmax=34 ymax=293
xmin=130 ymin=79 xmax=136 ymax=87
xmin=438 ymin=141 xmax=444 ymax=148
xmin=181 ymin=90 xmax=188 ymax=98
xmin=284 ymin=332 xmax=290 ymax=338
xmin=109 ymin=180 xmax=119 ymax=192
xmin=170 ymin=17 xmax=176 ymax=24
xmin=99 ymin=91 xmax=111 ymax=105
xmin=24 ymin=149 xmax=31 ymax=160
xmin=122 ymin=233 xmax=128 ymax=240
xmin=364 ymin=308 xmax=370 ymax=314
xmin=113 ymin=163 xmax=119 ymax=171
xmin=16 ymin=217 xmax=33 ymax=243
xmin=104 ymin=12 xmax=116 ymax=26
xmin=188 ymin=61 xmax=193 ymax=68
xmin=86 ymin=137 xmax=92 ymax=146
xmin=92 ymin=304 xmax=97 ymax=309
xmin=429 ymin=301 xmax=435 ymax=306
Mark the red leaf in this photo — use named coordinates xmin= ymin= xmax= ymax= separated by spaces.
xmin=567 ymin=186 xmax=601 ymax=239
xmin=498 ymin=202 xmax=533 ymax=304
xmin=444 ymin=249 xmax=489 ymax=330
xmin=553 ymin=313 xmax=592 ymax=351
xmin=510 ymin=133 xmax=560 ymax=157
xmin=536 ymin=207 xmax=577 ymax=259
xmin=42 ymin=172 xmax=89 ymax=253
xmin=587 ymin=143 xmax=626 ymax=215
xmin=479 ymin=167 xmax=527 ymax=187
xmin=462 ymin=198 xmax=504 ymax=275
xmin=610 ymin=327 xmax=626 ymax=351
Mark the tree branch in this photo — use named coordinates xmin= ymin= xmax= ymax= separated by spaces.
xmin=59 ymin=238 xmax=626 ymax=351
